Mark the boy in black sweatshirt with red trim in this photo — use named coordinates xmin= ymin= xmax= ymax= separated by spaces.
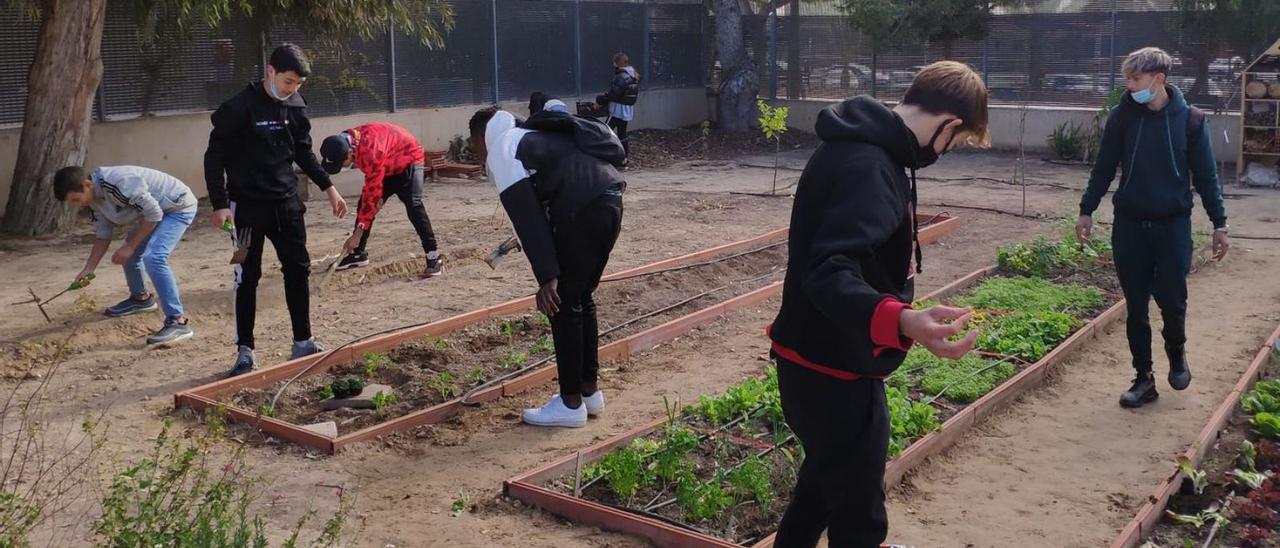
xmin=767 ymin=62 xmax=991 ymax=548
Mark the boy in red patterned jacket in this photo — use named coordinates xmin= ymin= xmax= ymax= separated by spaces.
xmin=320 ymin=122 xmax=443 ymax=278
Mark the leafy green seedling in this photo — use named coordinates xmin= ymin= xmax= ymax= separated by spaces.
xmin=371 ymin=391 xmax=397 ymax=415
xmin=428 ymin=372 xmax=458 ymax=400
xmin=330 ymin=377 xmax=366 ymax=399
xmin=756 ymin=99 xmax=790 ymax=195
xmin=1231 ymin=468 xmax=1270 ymax=491
xmin=469 ymin=368 xmax=487 ymax=385
xmin=315 ymin=384 xmax=335 ymax=400
xmin=1177 ymin=455 xmax=1208 ymax=495
xmin=728 ymin=457 xmax=773 ymax=507
xmin=258 ymin=404 xmax=275 ymax=418
xmin=1241 ymin=439 xmax=1259 ymax=473
xmin=450 ymin=490 xmax=470 ymax=517
xmin=362 ymin=352 xmax=393 ymax=377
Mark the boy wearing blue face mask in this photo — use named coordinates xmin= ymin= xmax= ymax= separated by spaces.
xmin=204 ymin=43 xmax=350 ymax=377
xmin=1077 ymin=47 xmax=1230 ymax=408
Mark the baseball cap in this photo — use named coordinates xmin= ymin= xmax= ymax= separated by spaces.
xmin=320 ymin=133 xmax=351 ymax=174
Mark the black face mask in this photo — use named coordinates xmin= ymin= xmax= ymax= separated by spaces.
xmin=914 ymin=118 xmax=958 ymax=169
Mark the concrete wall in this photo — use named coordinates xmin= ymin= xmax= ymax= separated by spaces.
xmin=775 ymin=98 xmax=1241 ymax=164
xmin=0 ymin=87 xmax=707 ymax=214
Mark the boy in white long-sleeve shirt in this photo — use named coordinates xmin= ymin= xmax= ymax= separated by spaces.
xmin=54 ymin=165 xmax=197 ymax=346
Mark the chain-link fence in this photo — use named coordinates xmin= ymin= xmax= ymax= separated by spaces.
xmin=0 ymin=0 xmax=705 ymax=126
xmin=751 ymin=0 xmax=1260 ymax=110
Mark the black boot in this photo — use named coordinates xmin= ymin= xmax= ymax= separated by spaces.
xmin=1166 ymin=343 xmax=1191 ymax=391
xmin=1120 ymin=372 xmax=1159 ymax=408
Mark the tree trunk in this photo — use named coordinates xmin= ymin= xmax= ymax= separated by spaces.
xmin=714 ymin=0 xmax=758 ymax=132
xmin=2 ymin=0 xmax=107 ymax=235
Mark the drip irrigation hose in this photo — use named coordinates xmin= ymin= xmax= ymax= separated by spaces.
xmin=924 ymin=356 xmax=1018 ymax=407
xmin=642 ymin=434 xmax=797 ymax=514
xmin=261 ymin=243 xmax=791 ymax=418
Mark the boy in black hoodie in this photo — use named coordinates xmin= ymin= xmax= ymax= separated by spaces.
xmin=469 ymin=105 xmax=626 ymax=428
xmin=767 ymin=61 xmax=990 ymax=548
xmin=204 ymin=44 xmax=350 ymax=377
xmin=1076 ymin=47 xmax=1230 ymax=408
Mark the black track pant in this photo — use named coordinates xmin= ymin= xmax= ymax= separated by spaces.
xmin=551 ymin=192 xmax=623 ymax=398
xmin=607 ymin=117 xmax=630 ymax=156
xmin=774 ymin=355 xmax=889 ymax=548
xmin=1112 ymin=214 xmax=1192 ymax=374
xmin=354 ymin=164 xmax=439 ymax=256
xmin=232 ymin=196 xmax=312 ymax=348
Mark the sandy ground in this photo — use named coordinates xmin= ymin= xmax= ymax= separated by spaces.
xmin=2 ymin=145 xmax=1277 ymax=547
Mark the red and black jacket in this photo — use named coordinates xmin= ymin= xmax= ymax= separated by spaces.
xmin=768 ymin=97 xmax=926 ymax=380
xmin=348 ymin=122 xmax=426 ymax=230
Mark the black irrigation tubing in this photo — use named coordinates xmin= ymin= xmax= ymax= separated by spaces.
xmin=598 ymin=500 xmax=715 ymax=536
xmin=460 ymin=266 xmax=786 ymax=406
xmin=918 ymin=201 xmax=1048 ymax=220
xmin=264 ymin=243 xmax=791 ymax=414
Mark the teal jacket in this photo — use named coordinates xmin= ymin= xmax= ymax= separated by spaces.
xmin=1080 ymin=85 xmax=1227 ymax=229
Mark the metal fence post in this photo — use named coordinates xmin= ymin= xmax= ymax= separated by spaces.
xmin=492 ymin=0 xmax=500 ymax=103
xmin=642 ymin=0 xmax=651 ymax=83
xmin=575 ymin=0 xmax=582 ymax=98
xmin=387 ymin=21 xmax=398 ymax=112
xmin=1109 ymin=0 xmax=1118 ymax=92
xmin=982 ymin=36 xmax=989 ymax=86
xmin=769 ymin=10 xmax=778 ymax=100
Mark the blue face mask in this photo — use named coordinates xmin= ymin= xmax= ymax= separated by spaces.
xmin=1131 ymin=81 xmax=1157 ymax=104
xmin=267 ymin=77 xmax=294 ymax=102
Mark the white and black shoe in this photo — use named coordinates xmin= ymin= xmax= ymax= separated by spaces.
xmin=583 ymin=390 xmax=605 ymax=416
xmin=335 ymin=252 xmax=369 ymax=271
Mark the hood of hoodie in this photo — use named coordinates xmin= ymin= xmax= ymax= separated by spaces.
xmin=815 ymin=97 xmax=921 ymax=168
xmin=617 ymin=66 xmax=638 ymax=80
xmin=521 ymin=110 xmax=626 ymax=167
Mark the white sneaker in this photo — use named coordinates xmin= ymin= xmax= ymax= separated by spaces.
xmin=522 ymin=395 xmax=588 ymax=428
xmin=583 ymin=391 xmax=605 ymax=416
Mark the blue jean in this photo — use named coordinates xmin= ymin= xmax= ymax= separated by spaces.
xmin=123 ymin=209 xmax=194 ymax=320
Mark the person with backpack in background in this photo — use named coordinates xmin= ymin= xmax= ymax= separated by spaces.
xmin=204 ymin=44 xmax=349 ymax=377
xmin=1076 ymin=47 xmax=1230 ymax=409
xmin=595 ymin=52 xmax=640 ymax=159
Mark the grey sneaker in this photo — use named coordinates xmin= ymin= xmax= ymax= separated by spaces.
xmin=227 ymin=346 xmax=255 ymax=377
xmin=422 ymin=255 xmax=444 ymax=279
xmin=105 ymin=295 xmax=157 ymax=317
xmin=146 ymin=317 xmax=193 ymax=346
xmin=290 ymin=338 xmax=324 ymax=360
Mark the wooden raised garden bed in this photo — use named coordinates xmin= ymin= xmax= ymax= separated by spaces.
xmin=1110 ymin=323 xmax=1280 ymax=548
xmin=504 ymin=230 xmax=1127 ymax=547
xmin=172 ymin=214 xmax=960 ymax=453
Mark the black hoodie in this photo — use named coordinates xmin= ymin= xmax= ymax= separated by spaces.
xmin=204 ymin=82 xmax=333 ymax=209
xmin=769 ymin=97 xmax=925 ymax=379
xmin=485 ymin=109 xmax=626 ymax=285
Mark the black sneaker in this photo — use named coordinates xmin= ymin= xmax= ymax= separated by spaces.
xmin=1120 ymin=373 xmax=1159 ymax=408
xmin=422 ymin=256 xmax=444 ymax=279
xmin=146 ymin=317 xmax=193 ymax=346
xmin=227 ymin=346 xmax=255 ymax=377
xmin=335 ymin=252 xmax=369 ymax=271
xmin=1167 ymin=343 xmax=1192 ymax=391
xmin=105 ymin=295 xmax=158 ymax=317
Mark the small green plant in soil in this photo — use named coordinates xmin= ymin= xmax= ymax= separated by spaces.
xmin=919 ymin=354 xmax=1016 ymax=403
xmin=886 ymin=385 xmax=940 ymax=459
xmin=371 ymin=391 xmax=397 ymax=415
xmin=533 ymin=312 xmax=551 ymax=327
xmin=468 ymin=367 xmax=487 ymax=386
xmin=94 ymin=415 xmax=349 ymax=546
xmin=500 ymin=349 xmax=528 ymax=370
xmin=530 ymin=334 xmax=554 ymax=355
xmin=1048 ymin=120 xmax=1089 ymax=161
xmin=675 ymin=473 xmax=734 ymax=522
xmin=330 ymin=376 xmax=365 ymax=399
xmin=996 ymin=228 xmax=1111 ymax=278
xmin=451 ymin=490 xmax=471 ymax=517
xmin=976 ymin=311 xmax=1077 ymax=363
xmin=955 ymin=276 xmax=1103 ymax=316
xmin=728 ymin=456 xmax=773 ymax=507
xmin=362 ymin=352 xmax=393 ymax=376
xmin=501 ymin=318 xmax=530 ymax=344
xmin=1177 ymin=455 xmax=1209 ymax=495
xmin=427 ymin=372 xmax=459 ymax=400
xmin=1244 ymin=379 xmax=1280 ymax=415
xmin=315 ymin=384 xmax=335 ymax=400
xmin=258 ymin=404 xmax=275 ymax=417
xmin=427 ymin=337 xmax=452 ymax=350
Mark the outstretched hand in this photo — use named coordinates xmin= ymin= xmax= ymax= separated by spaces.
xmin=899 ymin=305 xmax=979 ymax=360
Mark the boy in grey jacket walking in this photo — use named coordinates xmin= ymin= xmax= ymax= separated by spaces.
xmin=54 ymin=165 xmax=197 ymax=346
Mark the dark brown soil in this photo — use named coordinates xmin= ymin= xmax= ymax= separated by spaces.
xmin=1144 ymin=357 xmax=1280 ymax=548
xmin=226 ymin=243 xmax=789 ymax=435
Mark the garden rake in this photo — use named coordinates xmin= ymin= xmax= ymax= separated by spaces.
xmin=222 ymin=220 xmax=252 ymax=265
xmin=11 ymin=273 xmax=95 ymax=323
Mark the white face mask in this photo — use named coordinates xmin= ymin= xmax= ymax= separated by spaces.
xmin=267 ymin=78 xmax=294 ymax=102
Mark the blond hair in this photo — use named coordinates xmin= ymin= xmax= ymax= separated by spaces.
xmin=1122 ymin=47 xmax=1172 ymax=77
xmin=902 ymin=61 xmax=990 ymax=148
